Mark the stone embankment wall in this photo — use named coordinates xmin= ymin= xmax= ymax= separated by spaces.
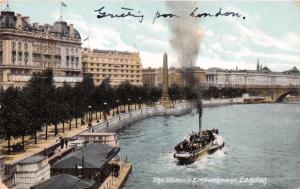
xmin=92 ymin=102 xmax=192 ymax=133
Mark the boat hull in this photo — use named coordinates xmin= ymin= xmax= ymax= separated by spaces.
xmin=174 ymin=142 xmax=225 ymax=164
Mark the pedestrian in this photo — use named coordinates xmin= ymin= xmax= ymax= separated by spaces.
xmin=60 ymin=138 xmax=64 ymax=149
xmin=112 ymin=164 xmax=116 ymax=176
xmin=116 ymin=164 xmax=120 ymax=177
xmin=65 ymin=138 xmax=68 ymax=148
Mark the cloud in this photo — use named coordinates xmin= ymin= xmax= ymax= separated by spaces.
xmin=196 ymin=56 xmax=245 ymax=70
xmin=135 ymin=34 xmax=168 ymax=51
xmin=143 ymin=21 xmax=168 ymax=33
xmin=140 ymin=51 xmax=178 ymax=68
xmin=60 ymin=11 xmax=134 ymax=51
xmin=283 ymin=32 xmax=300 ymax=49
xmin=52 ymin=5 xmax=299 ymax=71
xmin=235 ymin=20 xmax=300 ymax=53
xmin=197 ymin=8 xmax=300 ymax=71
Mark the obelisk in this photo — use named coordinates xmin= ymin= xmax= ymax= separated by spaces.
xmin=161 ymin=51 xmax=171 ymax=108
xmin=162 ymin=51 xmax=168 ymax=96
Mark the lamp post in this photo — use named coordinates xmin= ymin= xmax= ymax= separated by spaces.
xmin=103 ymin=102 xmax=109 ymax=127
xmin=103 ymin=102 xmax=107 ymax=121
xmin=152 ymin=96 xmax=155 ymax=106
xmin=128 ymin=98 xmax=131 ymax=112
xmin=138 ymin=97 xmax=142 ymax=109
xmin=116 ymin=100 xmax=119 ymax=115
xmin=88 ymin=105 xmax=92 ymax=132
xmin=172 ymin=95 xmax=175 ymax=108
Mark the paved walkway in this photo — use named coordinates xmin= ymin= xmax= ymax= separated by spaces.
xmin=99 ymin=160 xmax=132 ymax=189
xmin=0 ymin=104 xmax=145 ymax=164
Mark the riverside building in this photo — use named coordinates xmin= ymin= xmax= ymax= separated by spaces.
xmin=0 ymin=6 xmax=82 ymax=89
xmin=205 ymin=68 xmax=300 ymax=87
xmin=142 ymin=67 xmax=206 ymax=86
xmin=81 ymin=48 xmax=142 ymax=86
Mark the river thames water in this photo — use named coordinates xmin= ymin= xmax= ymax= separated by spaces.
xmin=118 ymin=103 xmax=300 ymax=189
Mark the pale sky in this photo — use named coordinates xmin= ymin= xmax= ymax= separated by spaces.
xmin=1 ymin=0 xmax=300 ymax=71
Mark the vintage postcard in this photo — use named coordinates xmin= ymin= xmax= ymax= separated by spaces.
xmin=0 ymin=0 xmax=299 ymax=189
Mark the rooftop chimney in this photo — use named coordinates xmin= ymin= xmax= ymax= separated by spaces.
xmin=69 ymin=24 xmax=74 ymax=37
xmin=22 ymin=16 xmax=30 ymax=24
xmin=16 ymin=14 xmax=22 ymax=30
xmin=33 ymin=23 xmax=39 ymax=29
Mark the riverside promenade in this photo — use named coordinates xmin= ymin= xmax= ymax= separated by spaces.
xmin=5 ymin=98 xmax=243 ymax=166
xmin=90 ymin=102 xmax=192 ymax=133
xmin=0 ymin=101 xmax=192 ymax=189
xmin=4 ymin=101 xmax=193 ymax=166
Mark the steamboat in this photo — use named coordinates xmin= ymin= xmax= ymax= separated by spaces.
xmin=173 ymin=101 xmax=225 ymax=164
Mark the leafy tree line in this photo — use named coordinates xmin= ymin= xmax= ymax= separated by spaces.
xmin=0 ymin=68 xmax=245 ymax=153
xmin=201 ymin=86 xmax=247 ymax=99
xmin=0 ymin=69 xmax=164 ymax=153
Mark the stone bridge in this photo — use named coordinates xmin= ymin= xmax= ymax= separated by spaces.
xmin=243 ymin=85 xmax=300 ymax=102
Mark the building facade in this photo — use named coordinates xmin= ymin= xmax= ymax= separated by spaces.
xmin=77 ymin=132 xmax=118 ymax=147
xmin=206 ymin=68 xmax=300 ymax=87
xmin=142 ymin=67 xmax=206 ymax=87
xmin=0 ymin=8 xmax=82 ymax=89
xmin=14 ymin=156 xmax=50 ymax=189
xmin=82 ymin=48 xmax=142 ymax=86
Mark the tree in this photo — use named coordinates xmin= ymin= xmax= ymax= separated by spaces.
xmin=41 ymin=69 xmax=56 ymax=139
xmin=0 ymin=87 xmax=28 ymax=153
xmin=73 ymin=74 xmax=95 ymax=127
xmin=169 ymin=84 xmax=184 ymax=102
xmin=291 ymin=66 xmax=299 ymax=73
xmin=149 ymin=86 xmax=162 ymax=105
xmin=136 ymin=86 xmax=147 ymax=109
xmin=24 ymin=69 xmax=55 ymax=143
xmin=116 ymin=81 xmax=133 ymax=112
xmin=59 ymin=83 xmax=73 ymax=132
xmin=101 ymin=78 xmax=115 ymax=114
xmin=50 ymin=87 xmax=69 ymax=136
xmin=91 ymin=84 xmax=104 ymax=121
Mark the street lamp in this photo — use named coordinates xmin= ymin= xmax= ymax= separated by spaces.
xmin=138 ymin=97 xmax=142 ymax=109
xmin=152 ymin=96 xmax=155 ymax=106
xmin=103 ymin=102 xmax=109 ymax=127
xmin=139 ymin=97 xmax=143 ymax=114
xmin=116 ymin=100 xmax=119 ymax=115
xmin=128 ymin=98 xmax=131 ymax=112
xmin=88 ymin=105 xmax=92 ymax=132
xmin=103 ymin=102 xmax=107 ymax=121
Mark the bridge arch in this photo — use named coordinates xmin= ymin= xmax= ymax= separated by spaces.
xmin=276 ymin=90 xmax=300 ymax=102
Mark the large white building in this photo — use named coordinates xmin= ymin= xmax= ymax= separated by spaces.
xmin=206 ymin=68 xmax=300 ymax=87
xmin=82 ymin=48 xmax=142 ymax=86
xmin=0 ymin=7 xmax=82 ymax=89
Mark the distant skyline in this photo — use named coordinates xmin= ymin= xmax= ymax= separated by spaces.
xmin=1 ymin=0 xmax=299 ymax=71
